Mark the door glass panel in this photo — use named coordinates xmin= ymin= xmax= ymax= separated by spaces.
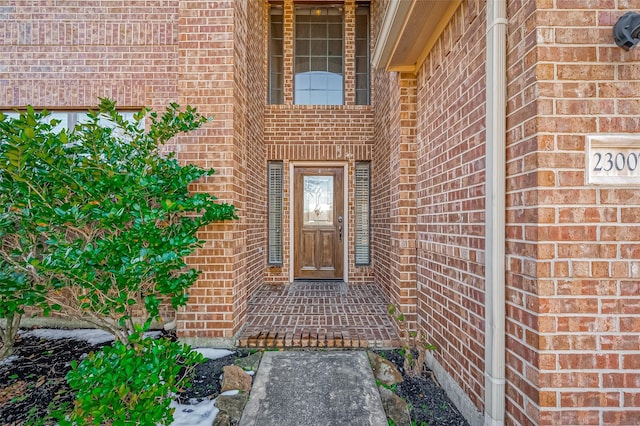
xmin=303 ymin=175 xmax=333 ymax=225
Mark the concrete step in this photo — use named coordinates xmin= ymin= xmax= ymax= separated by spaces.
xmin=239 ymin=351 xmax=388 ymax=426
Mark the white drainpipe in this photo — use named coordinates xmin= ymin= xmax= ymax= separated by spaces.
xmin=484 ymin=1 xmax=507 ymax=425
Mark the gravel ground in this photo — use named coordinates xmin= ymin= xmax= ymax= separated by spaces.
xmin=1 ymin=330 xmax=469 ymax=426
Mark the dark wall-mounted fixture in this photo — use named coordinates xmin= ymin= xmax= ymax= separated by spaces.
xmin=613 ymin=11 xmax=640 ymax=50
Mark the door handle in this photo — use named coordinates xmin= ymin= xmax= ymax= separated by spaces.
xmin=338 ymin=225 xmax=343 ymax=241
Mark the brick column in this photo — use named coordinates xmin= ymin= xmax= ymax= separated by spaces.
xmin=176 ymin=0 xmax=244 ymax=345
xmin=389 ymin=72 xmax=418 ymax=330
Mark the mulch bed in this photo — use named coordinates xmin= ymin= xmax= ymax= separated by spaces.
xmin=375 ymin=349 xmax=470 ymax=426
xmin=1 ymin=330 xmax=469 ymax=426
xmin=0 ymin=333 xmax=102 ymax=425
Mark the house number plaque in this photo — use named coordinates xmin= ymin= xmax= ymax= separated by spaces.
xmin=586 ymin=134 xmax=640 ymax=186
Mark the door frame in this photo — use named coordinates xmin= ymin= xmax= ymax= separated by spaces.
xmin=289 ymin=162 xmax=348 ymax=283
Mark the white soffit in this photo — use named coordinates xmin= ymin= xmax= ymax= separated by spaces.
xmin=372 ymin=0 xmax=461 ymax=73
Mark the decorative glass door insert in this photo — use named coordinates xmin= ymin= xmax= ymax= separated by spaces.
xmin=303 ymin=175 xmax=334 ymax=225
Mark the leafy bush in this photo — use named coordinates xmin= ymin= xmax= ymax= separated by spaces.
xmin=0 ymin=99 xmax=237 ymax=354
xmin=42 ymin=99 xmax=236 ymax=341
xmin=0 ymin=107 xmax=66 ymax=358
xmin=3 ymin=99 xmax=234 ymax=422
xmin=63 ymin=334 xmax=203 ymax=426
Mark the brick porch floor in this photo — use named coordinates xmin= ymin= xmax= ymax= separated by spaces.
xmin=237 ymin=281 xmax=402 ymax=349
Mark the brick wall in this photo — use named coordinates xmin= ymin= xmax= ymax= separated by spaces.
xmin=176 ymin=1 xmax=238 ymax=340
xmin=0 ymin=1 xmax=178 ymax=109
xmin=1 ymin=1 xmax=258 ymax=341
xmin=391 ymin=72 xmax=418 ymax=330
xmin=370 ymin=0 xmax=424 ymax=334
xmin=505 ymin=1 xmax=543 ymax=423
xmin=264 ymin=106 xmax=374 ymax=284
xmin=263 ymin=0 xmax=375 ymax=285
xmin=370 ymin=77 xmax=395 ymax=301
xmin=370 ymin=0 xmax=391 ymax=299
xmin=0 ymin=1 xmax=181 ymax=323
xmin=414 ymin=0 xmax=487 ymax=412
xmin=506 ymin=2 xmax=640 ymax=424
xmin=236 ymin=0 xmax=267 ymax=331
xmin=375 ymin=0 xmax=640 ymax=422
xmin=176 ymin=0 xmax=269 ymax=341
xmin=370 ymin=68 xmax=418 ymax=329
xmin=506 ymin=2 xmax=551 ymax=424
xmin=8 ymin=0 xmax=640 ymax=420
xmin=223 ymin=0 xmax=267 ymax=335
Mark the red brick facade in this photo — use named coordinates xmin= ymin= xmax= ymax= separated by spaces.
xmin=1 ymin=2 xmax=178 ymax=108
xmin=2 ymin=0 xmax=640 ymax=424
xmin=263 ymin=0 xmax=375 ymax=286
xmin=505 ymin=2 xmax=640 ymax=425
xmin=415 ymin=0 xmax=487 ymax=413
xmin=372 ymin=0 xmax=640 ymax=424
xmin=175 ymin=0 xmax=271 ymax=341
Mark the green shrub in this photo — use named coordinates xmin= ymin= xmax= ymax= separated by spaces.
xmin=3 ymin=100 xmax=234 ymax=421
xmin=39 ymin=99 xmax=237 ymax=341
xmin=0 ymin=107 xmax=67 ymax=358
xmin=64 ymin=334 xmax=203 ymax=426
xmin=1 ymin=99 xmax=237 ymax=355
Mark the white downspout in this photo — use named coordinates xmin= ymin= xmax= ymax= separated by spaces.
xmin=484 ymin=1 xmax=507 ymax=426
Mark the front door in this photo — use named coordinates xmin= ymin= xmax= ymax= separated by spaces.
xmin=294 ymin=167 xmax=344 ymax=279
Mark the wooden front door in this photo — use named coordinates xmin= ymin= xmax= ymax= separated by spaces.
xmin=294 ymin=167 xmax=344 ymax=279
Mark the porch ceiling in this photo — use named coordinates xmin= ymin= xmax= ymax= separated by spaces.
xmin=372 ymin=0 xmax=461 ymax=73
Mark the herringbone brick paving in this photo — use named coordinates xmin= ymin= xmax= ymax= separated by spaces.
xmin=237 ymin=281 xmax=402 ymax=349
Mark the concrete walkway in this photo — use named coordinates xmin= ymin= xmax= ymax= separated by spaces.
xmin=239 ymin=351 xmax=388 ymax=426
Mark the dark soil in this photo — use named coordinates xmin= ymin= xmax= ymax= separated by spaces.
xmin=176 ymin=349 xmax=249 ymax=402
xmin=375 ymin=349 xmax=470 ymax=426
xmin=1 ymin=330 xmax=469 ymax=426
